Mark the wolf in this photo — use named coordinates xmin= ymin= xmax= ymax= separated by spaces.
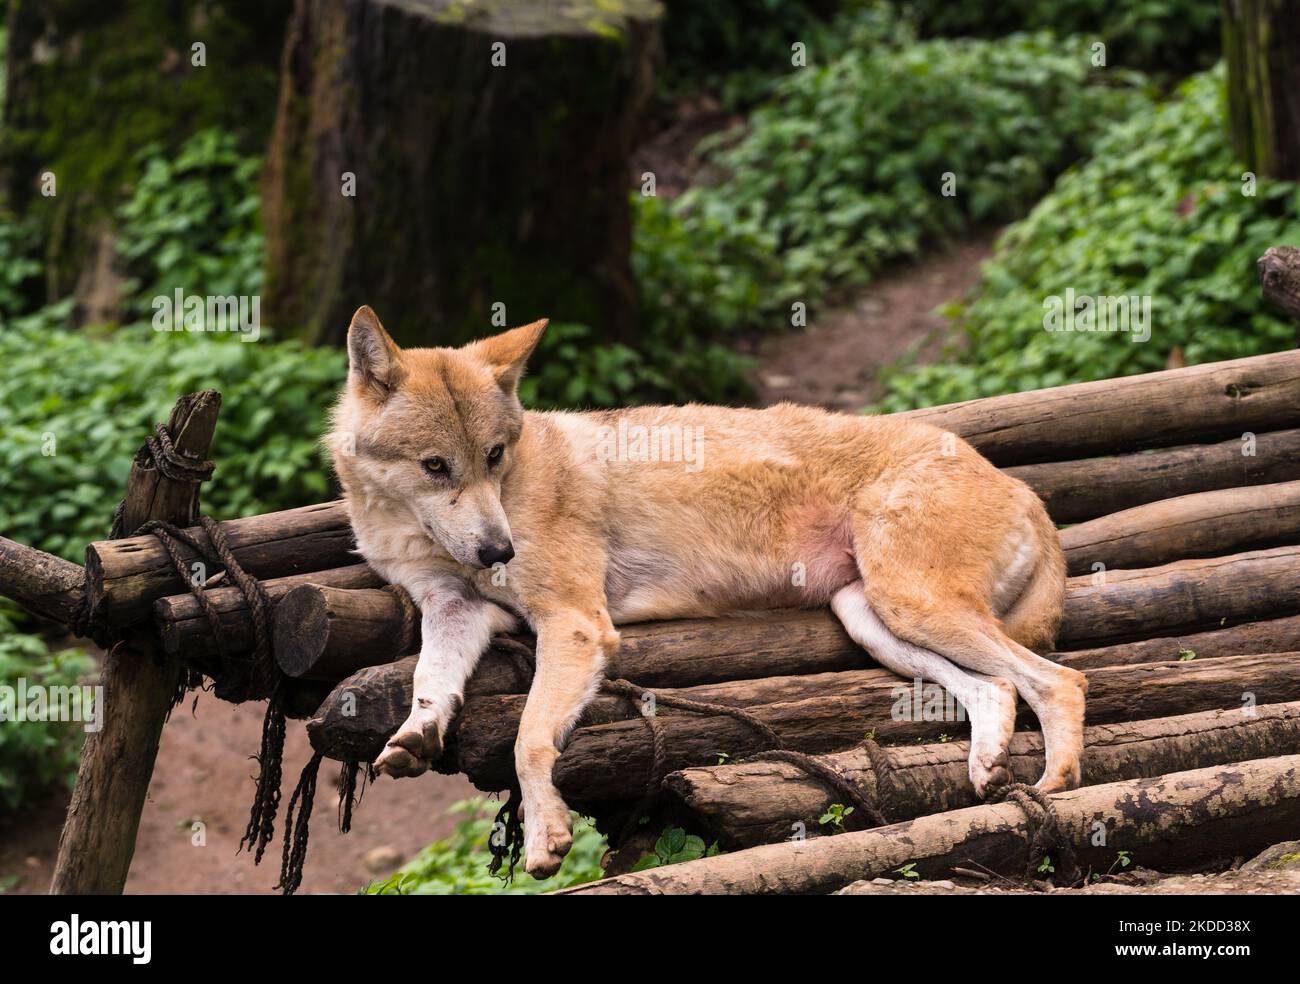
xmin=326 ymin=306 xmax=1085 ymax=878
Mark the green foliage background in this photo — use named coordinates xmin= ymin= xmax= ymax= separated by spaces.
xmin=877 ymin=69 xmax=1300 ymax=411
xmin=0 ymin=600 xmax=95 ymax=814
xmin=360 ymin=800 xmax=606 ymax=895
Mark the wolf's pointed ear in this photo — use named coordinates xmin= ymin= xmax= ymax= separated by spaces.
xmin=472 ymin=319 xmax=548 ymax=394
xmin=347 ymin=306 xmax=401 ymax=400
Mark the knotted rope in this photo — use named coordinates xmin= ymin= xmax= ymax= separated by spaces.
xmin=988 ymin=782 xmax=1081 ymax=885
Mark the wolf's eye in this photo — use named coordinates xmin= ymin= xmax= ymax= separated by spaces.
xmin=486 ymin=444 xmax=505 ymax=467
xmin=421 ymin=457 xmax=447 ymax=477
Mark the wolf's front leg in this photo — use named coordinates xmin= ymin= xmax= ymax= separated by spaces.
xmin=515 ymin=604 xmax=619 ymax=878
xmin=375 ymin=578 xmax=517 ymax=778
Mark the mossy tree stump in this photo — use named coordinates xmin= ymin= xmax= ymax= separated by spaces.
xmin=0 ymin=1 xmax=289 ymax=315
xmin=262 ymin=0 xmax=662 ymax=347
xmin=1223 ymin=0 xmax=1300 ymax=180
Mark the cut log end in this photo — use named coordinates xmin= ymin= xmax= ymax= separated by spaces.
xmin=273 ymin=584 xmax=333 ymax=678
xmin=1259 ymin=245 xmax=1300 ymax=323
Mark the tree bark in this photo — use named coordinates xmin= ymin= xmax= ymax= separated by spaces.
xmin=154 ymin=562 xmax=381 ymax=662
xmin=1008 ymin=427 xmax=1300 ymax=524
xmin=1059 ymin=479 xmax=1300 ymax=576
xmin=1059 ymin=612 xmax=1300 ymax=669
xmin=901 ymin=348 xmax=1300 ymax=465
xmin=666 ymin=701 xmax=1300 ymax=849
xmin=1223 ymin=0 xmax=1300 ymax=180
xmin=263 ymin=0 xmax=661 ymax=347
xmin=85 ymin=500 xmax=353 ymax=625
xmin=555 ymin=754 xmax=1300 ymax=894
xmin=0 ymin=536 xmax=86 ymax=625
xmin=1060 ymin=543 xmax=1300 ymax=648
xmin=51 ymin=392 xmax=221 ymax=895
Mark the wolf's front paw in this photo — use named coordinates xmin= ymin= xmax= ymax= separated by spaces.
xmin=522 ymin=801 xmax=573 ymax=879
xmin=374 ymin=715 xmax=443 ymax=779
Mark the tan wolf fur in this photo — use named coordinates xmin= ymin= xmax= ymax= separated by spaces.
xmin=327 ymin=307 xmax=1084 ymax=878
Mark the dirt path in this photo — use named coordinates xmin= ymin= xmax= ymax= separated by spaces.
xmin=1 ymin=687 xmax=476 ymax=895
xmin=750 ymin=232 xmax=998 ymax=410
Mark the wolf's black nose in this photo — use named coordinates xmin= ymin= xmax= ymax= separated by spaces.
xmin=478 ymin=541 xmax=515 ymax=567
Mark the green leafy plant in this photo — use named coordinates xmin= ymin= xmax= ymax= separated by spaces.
xmin=360 ymin=799 xmax=606 ymax=895
xmin=895 ymin=861 xmax=920 ymax=880
xmin=0 ymin=319 xmax=346 ymax=560
xmin=115 ymin=127 xmax=265 ymax=315
xmin=631 ymin=825 xmax=722 ymax=871
xmin=819 ymin=803 xmax=854 ymax=832
xmin=637 ymin=10 xmax=1151 ymax=346
xmin=0 ymin=600 xmax=95 ymax=812
xmin=878 ymin=68 xmax=1300 ymax=413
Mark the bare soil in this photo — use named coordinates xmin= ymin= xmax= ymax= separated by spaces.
xmin=1 ymin=687 xmax=476 ymax=895
xmin=749 ymin=232 xmax=998 ymax=411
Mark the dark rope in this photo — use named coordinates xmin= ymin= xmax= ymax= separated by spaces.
xmin=276 ymin=750 xmax=323 ymax=896
xmin=143 ymin=423 xmax=215 ymax=484
xmin=481 ymin=644 xmax=884 ymax=856
xmin=739 ymin=747 xmax=889 ymax=828
xmin=487 ymin=787 xmax=525 ymax=880
xmin=989 ymin=782 xmax=1081 ymax=885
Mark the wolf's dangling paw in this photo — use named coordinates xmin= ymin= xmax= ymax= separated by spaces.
xmin=374 ymin=715 xmax=443 ymax=779
xmin=969 ymin=748 xmax=1013 ymax=799
xmin=522 ymin=801 xmax=573 ymax=879
xmin=967 ymin=676 xmax=1018 ymax=798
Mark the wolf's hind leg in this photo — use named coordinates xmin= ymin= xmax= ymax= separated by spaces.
xmin=516 ymin=604 xmax=619 ymax=879
xmin=831 ymin=583 xmax=1018 ymax=797
xmin=865 ymin=590 xmax=1086 ymax=793
xmin=374 ymin=578 xmax=516 ymax=778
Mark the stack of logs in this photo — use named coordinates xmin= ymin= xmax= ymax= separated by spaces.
xmin=7 ymin=345 xmax=1300 ymax=893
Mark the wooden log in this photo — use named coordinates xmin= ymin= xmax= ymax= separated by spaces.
xmin=1010 ymin=427 xmax=1300 ymax=524
xmin=1059 ymin=480 xmax=1300 ymax=576
xmin=1061 ymin=544 xmax=1300 ymax=648
xmin=1259 ymin=246 xmax=1300 ymax=323
xmin=556 ymin=754 xmax=1300 ymax=894
xmin=275 ymin=585 xmax=861 ymax=684
xmin=900 ymin=348 xmax=1300 ymax=466
xmin=0 ymin=536 xmax=86 ymax=625
xmin=539 ymin=652 xmax=1300 ymax=801
xmin=1059 ymin=613 xmax=1300 ymax=669
xmin=279 ymin=543 xmax=1300 ymax=686
xmin=85 ymin=500 xmax=353 ymax=625
xmin=52 ymin=391 xmax=221 ymax=896
xmin=666 ymin=701 xmax=1300 ymax=849
xmin=154 ymin=563 xmax=381 ymax=661
xmin=311 ymin=650 xmax=1300 ymax=802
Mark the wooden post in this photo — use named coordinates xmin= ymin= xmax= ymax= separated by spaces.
xmin=51 ymin=391 xmax=221 ymax=895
